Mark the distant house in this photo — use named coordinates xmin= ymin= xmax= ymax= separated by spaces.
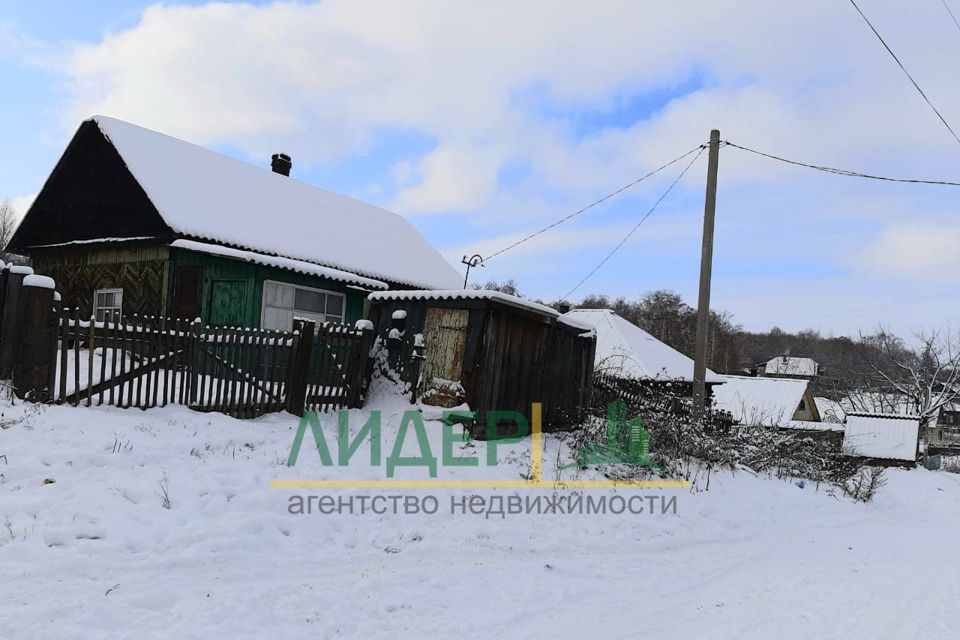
xmin=6 ymin=116 xmax=461 ymax=330
xmin=843 ymin=413 xmax=919 ymax=465
xmin=762 ymin=355 xmax=820 ymax=379
xmin=925 ymin=401 xmax=960 ymax=452
xmin=711 ymin=374 xmax=843 ymax=439
xmin=562 ymin=309 xmax=723 ymax=393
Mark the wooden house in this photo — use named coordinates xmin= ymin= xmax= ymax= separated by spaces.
xmin=6 ymin=116 xmax=461 ymax=329
xmin=367 ymin=290 xmax=596 ymax=438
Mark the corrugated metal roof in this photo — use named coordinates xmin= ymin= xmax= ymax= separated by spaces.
xmin=843 ymin=414 xmax=919 ymax=461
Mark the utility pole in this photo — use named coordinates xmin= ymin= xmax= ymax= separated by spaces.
xmin=693 ymin=129 xmax=721 ymax=416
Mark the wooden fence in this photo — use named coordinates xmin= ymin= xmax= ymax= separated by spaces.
xmin=0 ymin=267 xmax=374 ymax=418
xmin=46 ymin=311 xmax=373 ymax=418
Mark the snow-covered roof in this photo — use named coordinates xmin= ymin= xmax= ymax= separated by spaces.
xmin=843 ymin=413 xmax=919 ymax=461
xmin=90 ymin=116 xmax=461 ymax=290
xmin=764 ymin=356 xmax=819 ymax=377
xmin=170 ymin=240 xmax=388 ymax=290
xmin=712 ymin=374 xmax=812 ymax=426
xmin=814 ymin=397 xmax=846 ymax=423
xmin=562 ymin=309 xmax=721 ymax=383
xmin=368 ymin=289 xmax=569 ymax=320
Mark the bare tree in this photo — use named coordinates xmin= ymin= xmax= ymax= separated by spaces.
xmin=848 ymin=328 xmax=960 ymax=427
xmin=0 ymin=201 xmax=28 ymax=266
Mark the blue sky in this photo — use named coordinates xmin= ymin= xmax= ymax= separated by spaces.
xmin=2 ymin=0 xmax=959 ymax=338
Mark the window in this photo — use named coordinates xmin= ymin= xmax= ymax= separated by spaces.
xmin=93 ymin=288 xmax=123 ymax=323
xmin=261 ymin=281 xmax=345 ymax=331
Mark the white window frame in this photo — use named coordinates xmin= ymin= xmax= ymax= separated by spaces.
xmin=93 ymin=288 xmax=123 ymax=323
xmin=260 ymin=280 xmax=346 ymax=331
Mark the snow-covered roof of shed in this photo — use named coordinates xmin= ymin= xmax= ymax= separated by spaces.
xmin=91 ymin=116 xmax=461 ymax=290
xmin=712 ymin=374 xmax=811 ymax=426
xmin=170 ymin=240 xmax=388 ymax=290
xmin=764 ymin=356 xmax=819 ymax=377
xmin=562 ymin=309 xmax=721 ymax=383
xmin=843 ymin=413 xmax=919 ymax=461
xmin=367 ymin=289 xmax=571 ymax=321
xmin=814 ymin=397 xmax=846 ymax=423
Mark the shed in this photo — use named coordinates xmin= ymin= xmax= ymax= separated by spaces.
xmin=843 ymin=413 xmax=920 ymax=465
xmin=367 ymin=290 xmax=596 ymax=438
xmin=712 ymin=374 xmax=821 ymax=426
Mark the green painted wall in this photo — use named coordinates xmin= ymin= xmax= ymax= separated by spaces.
xmin=168 ymin=248 xmax=366 ymax=328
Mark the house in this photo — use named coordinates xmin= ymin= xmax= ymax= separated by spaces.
xmin=925 ymin=401 xmax=960 ymax=453
xmin=762 ymin=355 xmax=820 ymax=379
xmin=561 ymin=309 xmax=723 ymax=392
xmin=367 ymin=290 xmax=596 ymax=437
xmin=843 ymin=413 xmax=919 ymax=465
xmin=6 ymin=116 xmax=461 ymax=330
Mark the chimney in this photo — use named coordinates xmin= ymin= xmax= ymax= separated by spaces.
xmin=271 ymin=153 xmax=291 ymax=176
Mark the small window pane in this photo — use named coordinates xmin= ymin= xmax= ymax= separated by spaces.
xmin=279 ymin=284 xmax=295 ymax=308
xmin=294 ymin=289 xmax=324 ymax=313
xmin=264 ymin=281 xmax=278 ymax=306
xmin=325 ymin=294 xmax=343 ymax=316
xmin=263 ymin=307 xmax=292 ymax=331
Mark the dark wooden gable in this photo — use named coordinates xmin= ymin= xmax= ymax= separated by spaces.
xmin=6 ymin=120 xmax=173 ymax=254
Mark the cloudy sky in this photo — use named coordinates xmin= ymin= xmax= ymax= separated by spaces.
xmin=1 ymin=0 xmax=959 ymax=337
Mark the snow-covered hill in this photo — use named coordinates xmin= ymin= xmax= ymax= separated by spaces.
xmin=1 ymin=395 xmax=958 ymax=639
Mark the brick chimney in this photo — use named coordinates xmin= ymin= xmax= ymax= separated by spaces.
xmin=271 ymin=153 xmax=291 ymax=176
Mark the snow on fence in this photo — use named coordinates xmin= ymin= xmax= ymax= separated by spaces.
xmin=0 ymin=267 xmax=374 ymax=418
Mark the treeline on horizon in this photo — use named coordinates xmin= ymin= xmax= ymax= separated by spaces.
xmin=477 ymin=279 xmax=895 ymax=386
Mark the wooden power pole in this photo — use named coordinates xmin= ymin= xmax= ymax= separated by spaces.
xmin=693 ymin=129 xmax=721 ymax=416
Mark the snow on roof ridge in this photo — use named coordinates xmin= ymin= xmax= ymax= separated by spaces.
xmin=87 ymin=116 xmax=461 ymax=290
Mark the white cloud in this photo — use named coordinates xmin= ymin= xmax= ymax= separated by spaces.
xmin=860 ymin=223 xmax=960 ymax=281
xmin=50 ymin=1 xmax=960 ymax=210
xmin=16 ymin=0 xmax=960 ymax=333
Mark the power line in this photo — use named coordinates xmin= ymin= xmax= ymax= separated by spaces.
xmin=723 ymin=140 xmax=960 ymax=186
xmin=483 ymin=145 xmax=705 ymax=262
xmin=848 ymin=0 xmax=960 ymax=145
xmin=942 ymin=0 xmax=960 ymax=35
xmin=559 ymin=146 xmax=706 ymax=301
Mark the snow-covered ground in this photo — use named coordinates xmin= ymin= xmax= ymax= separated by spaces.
xmin=1 ymin=392 xmax=959 ymax=639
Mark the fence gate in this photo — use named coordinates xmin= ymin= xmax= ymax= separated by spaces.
xmin=0 ymin=267 xmax=375 ymax=417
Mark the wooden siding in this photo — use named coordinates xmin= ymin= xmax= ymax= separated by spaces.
xmin=419 ymin=308 xmax=469 ymax=406
xmin=369 ymin=297 xmax=595 ymax=436
xmin=168 ymin=248 xmax=366 ymax=328
xmin=8 ymin=120 xmax=171 ymax=253
xmin=32 ymin=244 xmax=170 ymax=318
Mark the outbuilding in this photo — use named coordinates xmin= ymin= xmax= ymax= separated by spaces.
xmin=367 ymin=290 xmax=596 ymax=438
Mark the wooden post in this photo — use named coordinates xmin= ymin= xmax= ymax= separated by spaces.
xmin=0 ymin=266 xmax=32 ymax=379
xmin=12 ymin=276 xmax=55 ymax=401
xmin=693 ymin=129 xmax=721 ymax=416
xmin=285 ymin=319 xmax=315 ymax=416
xmin=347 ymin=322 xmax=374 ymax=408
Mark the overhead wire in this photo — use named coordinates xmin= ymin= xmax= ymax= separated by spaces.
xmin=942 ymin=0 xmax=960 ymax=35
xmin=723 ymin=140 xmax=960 ymax=186
xmin=482 ymin=144 xmax=706 ymax=262
xmin=848 ymin=0 xmax=960 ymax=145
xmin=559 ymin=146 xmax=706 ymax=301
